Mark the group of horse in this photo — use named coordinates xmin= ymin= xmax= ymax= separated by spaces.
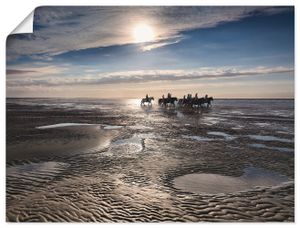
xmin=141 ymin=94 xmax=214 ymax=109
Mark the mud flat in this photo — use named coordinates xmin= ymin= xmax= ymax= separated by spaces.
xmin=6 ymin=99 xmax=294 ymax=222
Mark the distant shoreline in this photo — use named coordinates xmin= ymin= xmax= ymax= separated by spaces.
xmin=6 ymin=97 xmax=295 ymax=100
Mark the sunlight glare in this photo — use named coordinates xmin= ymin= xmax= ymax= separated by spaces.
xmin=132 ymin=23 xmax=155 ymax=43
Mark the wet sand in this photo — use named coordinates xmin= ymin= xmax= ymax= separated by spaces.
xmin=6 ymin=99 xmax=294 ymax=222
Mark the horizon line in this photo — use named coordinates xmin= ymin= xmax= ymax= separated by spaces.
xmin=6 ymin=97 xmax=295 ymax=100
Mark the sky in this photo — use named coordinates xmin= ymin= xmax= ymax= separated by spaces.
xmin=6 ymin=6 xmax=294 ymax=98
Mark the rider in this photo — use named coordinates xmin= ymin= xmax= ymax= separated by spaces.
xmin=162 ymin=94 xmax=165 ymax=100
xmin=167 ymin=93 xmax=171 ymax=99
xmin=205 ymin=94 xmax=208 ymax=99
xmin=195 ymin=93 xmax=198 ymax=99
xmin=146 ymin=94 xmax=149 ymax=100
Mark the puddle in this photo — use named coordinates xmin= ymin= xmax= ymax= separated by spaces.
xmin=110 ymin=136 xmax=144 ymax=154
xmin=36 ymin=123 xmax=97 ymax=129
xmin=37 ymin=123 xmax=124 ymax=131
xmin=207 ymin=131 xmax=236 ymax=141
xmin=176 ymin=111 xmax=185 ymax=118
xmin=248 ymin=135 xmax=293 ymax=143
xmin=102 ymin=125 xmax=123 ymax=130
xmin=254 ymin=122 xmax=271 ymax=127
xmin=136 ymin=133 xmax=156 ymax=139
xmin=202 ymin=117 xmax=223 ymax=125
xmin=276 ymin=131 xmax=292 ymax=135
xmin=173 ymin=167 xmax=289 ymax=194
xmin=249 ymin=143 xmax=294 ymax=153
xmin=182 ymin=135 xmax=214 ymax=142
xmin=128 ymin=125 xmax=154 ymax=130
xmin=231 ymin=126 xmax=243 ymax=130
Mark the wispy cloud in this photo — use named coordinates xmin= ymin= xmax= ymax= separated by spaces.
xmin=7 ymin=65 xmax=69 ymax=77
xmin=6 ymin=69 xmax=36 ymax=75
xmin=7 ymin=6 xmax=291 ymax=59
xmin=7 ymin=66 xmax=293 ymax=88
xmin=140 ymin=37 xmax=182 ymax=51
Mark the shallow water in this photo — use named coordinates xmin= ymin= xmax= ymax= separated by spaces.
xmin=182 ymin=135 xmax=214 ymax=141
xmin=248 ymin=135 xmax=293 ymax=143
xmin=207 ymin=131 xmax=236 ymax=141
xmin=173 ymin=167 xmax=290 ymax=194
xmin=36 ymin=123 xmax=98 ymax=129
xmin=249 ymin=143 xmax=294 ymax=153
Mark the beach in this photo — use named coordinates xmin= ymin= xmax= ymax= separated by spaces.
xmin=6 ymin=98 xmax=294 ymax=222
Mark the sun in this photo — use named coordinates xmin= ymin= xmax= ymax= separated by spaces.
xmin=132 ymin=23 xmax=155 ymax=43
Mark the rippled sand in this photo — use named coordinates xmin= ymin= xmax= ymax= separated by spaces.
xmin=6 ymin=99 xmax=294 ymax=222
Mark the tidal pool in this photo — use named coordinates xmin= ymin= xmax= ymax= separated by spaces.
xmin=173 ymin=167 xmax=290 ymax=194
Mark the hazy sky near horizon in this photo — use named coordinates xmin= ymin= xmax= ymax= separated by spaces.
xmin=6 ymin=6 xmax=294 ymax=98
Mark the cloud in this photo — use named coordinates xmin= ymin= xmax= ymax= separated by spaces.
xmin=140 ymin=37 xmax=182 ymax=51
xmin=6 ymin=65 xmax=69 ymax=77
xmin=6 ymin=66 xmax=293 ymax=88
xmin=7 ymin=6 xmax=292 ymax=59
xmin=6 ymin=69 xmax=36 ymax=75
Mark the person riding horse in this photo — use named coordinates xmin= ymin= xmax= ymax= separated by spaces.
xmin=141 ymin=94 xmax=154 ymax=105
xmin=159 ymin=93 xmax=177 ymax=106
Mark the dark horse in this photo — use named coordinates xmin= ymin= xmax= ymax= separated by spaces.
xmin=158 ymin=97 xmax=177 ymax=107
xmin=141 ymin=97 xmax=154 ymax=106
xmin=178 ymin=96 xmax=214 ymax=108
xmin=205 ymin=96 xmax=214 ymax=108
xmin=194 ymin=97 xmax=213 ymax=108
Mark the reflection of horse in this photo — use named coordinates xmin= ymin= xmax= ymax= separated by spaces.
xmin=141 ymin=97 xmax=154 ymax=106
xmin=158 ymin=97 xmax=177 ymax=107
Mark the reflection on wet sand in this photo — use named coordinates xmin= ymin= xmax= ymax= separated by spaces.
xmin=173 ymin=167 xmax=290 ymax=194
xmin=6 ymin=99 xmax=294 ymax=222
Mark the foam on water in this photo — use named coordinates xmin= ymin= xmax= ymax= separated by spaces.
xmin=173 ymin=167 xmax=290 ymax=195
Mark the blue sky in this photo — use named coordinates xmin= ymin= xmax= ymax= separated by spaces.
xmin=6 ymin=6 xmax=294 ymax=98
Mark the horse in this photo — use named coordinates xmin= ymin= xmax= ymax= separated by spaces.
xmin=159 ymin=97 xmax=177 ymax=107
xmin=178 ymin=96 xmax=214 ymax=109
xmin=141 ymin=97 xmax=154 ymax=106
xmin=191 ymin=97 xmax=205 ymax=108
xmin=178 ymin=98 xmax=190 ymax=108
xmin=178 ymin=98 xmax=184 ymax=107
xmin=191 ymin=97 xmax=213 ymax=108
xmin=204 ymin=96 xmax=214 ymax=108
